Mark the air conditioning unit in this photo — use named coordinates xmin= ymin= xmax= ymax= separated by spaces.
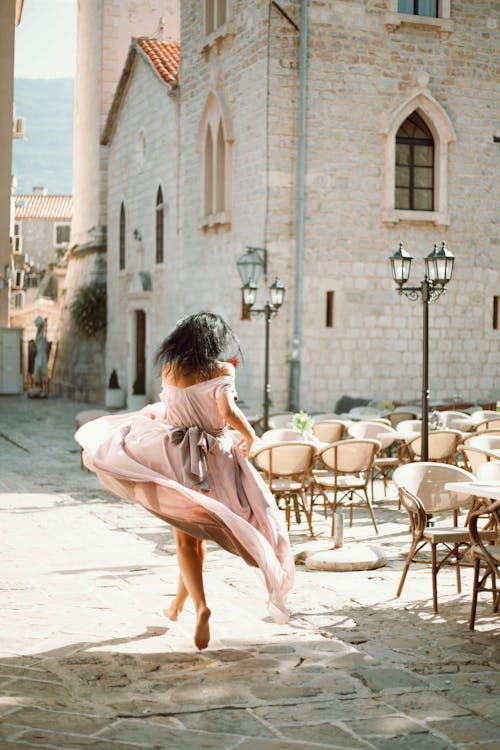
xmin=12 ymin=269 xmax=25 ymax=290
xmin=13 ymin=117 xmax=25 ymax=138
xmin=13 ymin=235 xmax=22 ymax=254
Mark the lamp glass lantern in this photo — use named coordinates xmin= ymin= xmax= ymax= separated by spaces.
xmin=236 ymin=248 xmax=265 ymax=287
xmin=242 ymin=281 xmax=258 ymax=308
xmin=269 ymin=277 xmax=285 ymax=308
xmin=425 ymin=241 xmax=455 ymax=286
xmin=389 ymin=242 xmax=413 ymax=286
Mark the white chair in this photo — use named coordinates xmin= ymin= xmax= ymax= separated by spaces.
xmin=396 ymin=419 xmax=423 ymax=441
xmin=439 ymin=411 xmax=474 ymax=432
xmin=458 ymin=445 xmax=498 ymax=475
xmin=465 ymin=434 xmax=500 ymax=453
xmin=469 ymin=409 xmax=500 ymax=424
xmin=267 ymin=412 xmax=294 ymax=429
xmin=475 ymin=418 xmax=500 ymax=432
xmin=404 ymin=430 xmax=462 ymax=465
xmin=311 ymin=438 xmax=381 ymax=535
xmin=312 ymin=419 xmax=346 ymax=444
xmin=261 ymin=428 xmax=303 ymax=443
xmin=476 ymin=461 xmax=500 ymax=482
xmin=252 ymin=441 xmax=316 ymax=535
xmin=393 ymin=462 xmax=479 ymax=613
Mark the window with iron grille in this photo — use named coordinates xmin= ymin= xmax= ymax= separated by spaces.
xmin=395 ymin=112 xmax=434 ymax=211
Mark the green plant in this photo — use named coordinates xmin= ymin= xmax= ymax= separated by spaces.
xmin=70 ymin=281 xmax=106 ymax=337
xmin=496 ymin=400 xmax=500 ymax=413
xmin=293 ymin=410 xmax=313 ymax=436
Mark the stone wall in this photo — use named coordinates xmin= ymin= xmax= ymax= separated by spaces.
xmin=177 ymin=0 xmax=500 ymax=413
xmin=106 ymin=57 xmax=179 ymax=403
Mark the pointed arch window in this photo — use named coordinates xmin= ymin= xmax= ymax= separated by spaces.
xmin=395 ymin=112 xmax=434 ymax=211
xmin=382 ymin=91 xmax=456 ymax=226
xmin=155 ymin=186 xmax=164 ymax=264
xmin=119 ymin=202 xmax=126 ymax=270
xmin=198 ymin=91 xmax=233 ymax=229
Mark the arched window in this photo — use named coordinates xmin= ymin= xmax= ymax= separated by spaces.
xmin=382 ymin=89 xmax=456 ymax=226
xmin=395 ymin=112 xmax=434 ymax=211
xmin=155 ymin=186 xmax=164 ymax=264
xmin=198 ymin=91 xmax=234 ymax=228
xmin=119 ymin=202 xmax=126 ymax=270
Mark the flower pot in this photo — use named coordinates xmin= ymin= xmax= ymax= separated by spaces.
xmin=105 ymin=387 xmax=126 ymax=409
xmin=127 ymin=394 xmax=148 ymax=411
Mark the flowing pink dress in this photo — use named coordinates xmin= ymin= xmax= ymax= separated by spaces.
xmin=75 ymin=374 xmax=294 ymax=623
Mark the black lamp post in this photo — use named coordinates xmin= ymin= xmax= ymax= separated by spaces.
xmin=389 ymin=241 xmax=455 ymax=461
xmin=236 ymin=247 xmax=285 ymax=432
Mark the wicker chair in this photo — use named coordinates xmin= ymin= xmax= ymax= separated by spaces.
xmin=468 ymin=497 xmax=500 ymax=630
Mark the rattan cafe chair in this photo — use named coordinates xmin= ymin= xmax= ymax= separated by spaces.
xmin=468 ymin=497 xmax=500 ymax=630
xmin=311 ymin=438 xmax=381 ymax=536
xmin=252 ymin=441 xmax=316 ymax=536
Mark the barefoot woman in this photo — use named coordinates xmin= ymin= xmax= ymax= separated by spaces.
xmin=76 ymin=312 xmax=294 ymax=649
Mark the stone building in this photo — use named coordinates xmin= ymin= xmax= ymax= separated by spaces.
xmin=59 ymin=0 xmax=500 ymax=411
xmin=172 ymin=0 xmax=500 ymax=413
xmin=51 ymin=0 xmax=180 ymax=403
xmin=14 ymin=188 xmax=72 ymax=269
xmin=101 ymin=37 xmax=181 ymax=401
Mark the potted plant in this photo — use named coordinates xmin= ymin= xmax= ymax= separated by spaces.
xmin=105 ymin=369 xmax=126 ymax=409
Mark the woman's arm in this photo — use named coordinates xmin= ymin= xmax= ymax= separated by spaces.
xmin=215 ymin=363 xmax=255 ymax=455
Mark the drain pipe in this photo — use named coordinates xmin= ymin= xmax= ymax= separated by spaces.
xmin=288 ymin=0 xmax=309 ymax=411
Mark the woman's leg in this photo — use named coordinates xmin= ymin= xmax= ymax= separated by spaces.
xmin=165 ymin=539 xmax=207 ymax=621
xmin=172 ymin=529 xmax=210 ymax=649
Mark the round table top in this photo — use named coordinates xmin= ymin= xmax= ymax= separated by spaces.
xmin=444 ymin=481 xmax=500 ymax=500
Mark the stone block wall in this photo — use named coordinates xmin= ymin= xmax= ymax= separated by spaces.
xmin=178 ymin=0 xmax=499 ymax=412
xmin=106 ymin=58 xmax=179 ymax=401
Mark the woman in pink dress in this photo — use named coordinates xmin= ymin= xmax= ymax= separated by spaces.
xmin=75 ymin=312 xmax=294 ymax=650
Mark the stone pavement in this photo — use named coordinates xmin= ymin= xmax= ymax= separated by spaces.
xmin=0 ymin=395 xmax=499 ymax=750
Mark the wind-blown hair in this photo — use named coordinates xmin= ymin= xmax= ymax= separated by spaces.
xmin=155 ymin=312 xmax=241 ymax=378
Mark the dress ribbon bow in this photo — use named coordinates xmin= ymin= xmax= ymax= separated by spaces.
xmin=168 ymin=426 xmax=217 ymax=491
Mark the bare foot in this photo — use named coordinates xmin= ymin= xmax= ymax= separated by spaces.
xmin=163 ymin=600 xmax=184 ymax=622
xmin=194 ymin=606 xmax=211 ymax=651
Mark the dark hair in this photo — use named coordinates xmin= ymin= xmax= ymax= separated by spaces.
xmin=155 ymin=312 xmax=241 ymax=378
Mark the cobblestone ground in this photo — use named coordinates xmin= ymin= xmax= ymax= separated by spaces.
xmin=0 ymin=395 xmax=499 ymax=750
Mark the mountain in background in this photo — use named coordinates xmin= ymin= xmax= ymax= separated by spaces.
xmin=12 ymin=78 xmax=74 ymax=195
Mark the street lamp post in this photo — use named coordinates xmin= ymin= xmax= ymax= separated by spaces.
xmin=236 ymin=247 xmax=285 ymax=432
xmin=389 ymin=241 xmax=455 ymax=461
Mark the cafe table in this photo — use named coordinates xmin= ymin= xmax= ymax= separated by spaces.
xmin=444 ymin=481 xmax=500 ymax=501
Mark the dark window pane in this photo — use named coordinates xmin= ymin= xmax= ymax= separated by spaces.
xmin=414 ymin=167 xmax=433 ymax=188
xmin=398 ymin=0 xmax=414 ymax=13
xmin=396 ymin=166 xmax=411 ymax=187
xmin=413 ymin=189 xmax=433 ymax=210
xmin=395 ymin=188 xmax=410 ymax=209
xmin=414 ymin=145 xmax=433 ymax=166
xmin=419 ymin=0 xmax=437 ymax=17
xmin=396 ymin=144 xmax=410 ymax=166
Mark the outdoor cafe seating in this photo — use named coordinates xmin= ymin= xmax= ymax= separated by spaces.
xmin=310 ymin=438 xmax=381 ymax=536
xmin=252 ymin=440 xmax=316 ymax=536
xmin=468 ymin=496 xmax=500 ymax=630
xmin=392 ymin=462 xmax=498 ymax=614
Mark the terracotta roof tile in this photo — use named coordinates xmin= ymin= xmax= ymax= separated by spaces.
xmin=134 ymin=38 xmax=180 ymax=86
xmin=15 ymin=194 xmax=72 ymax=221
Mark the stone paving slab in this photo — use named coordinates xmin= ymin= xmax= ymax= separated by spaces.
xmin=0 ymin=395 xmax=499 ymax=749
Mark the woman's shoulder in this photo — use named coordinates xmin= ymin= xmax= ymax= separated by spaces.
xmin=214 ymin=361 xmax=235 ymax=379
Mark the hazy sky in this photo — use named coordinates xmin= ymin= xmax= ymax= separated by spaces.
xmin=15 ymin=0 xmax=77 ymax=79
